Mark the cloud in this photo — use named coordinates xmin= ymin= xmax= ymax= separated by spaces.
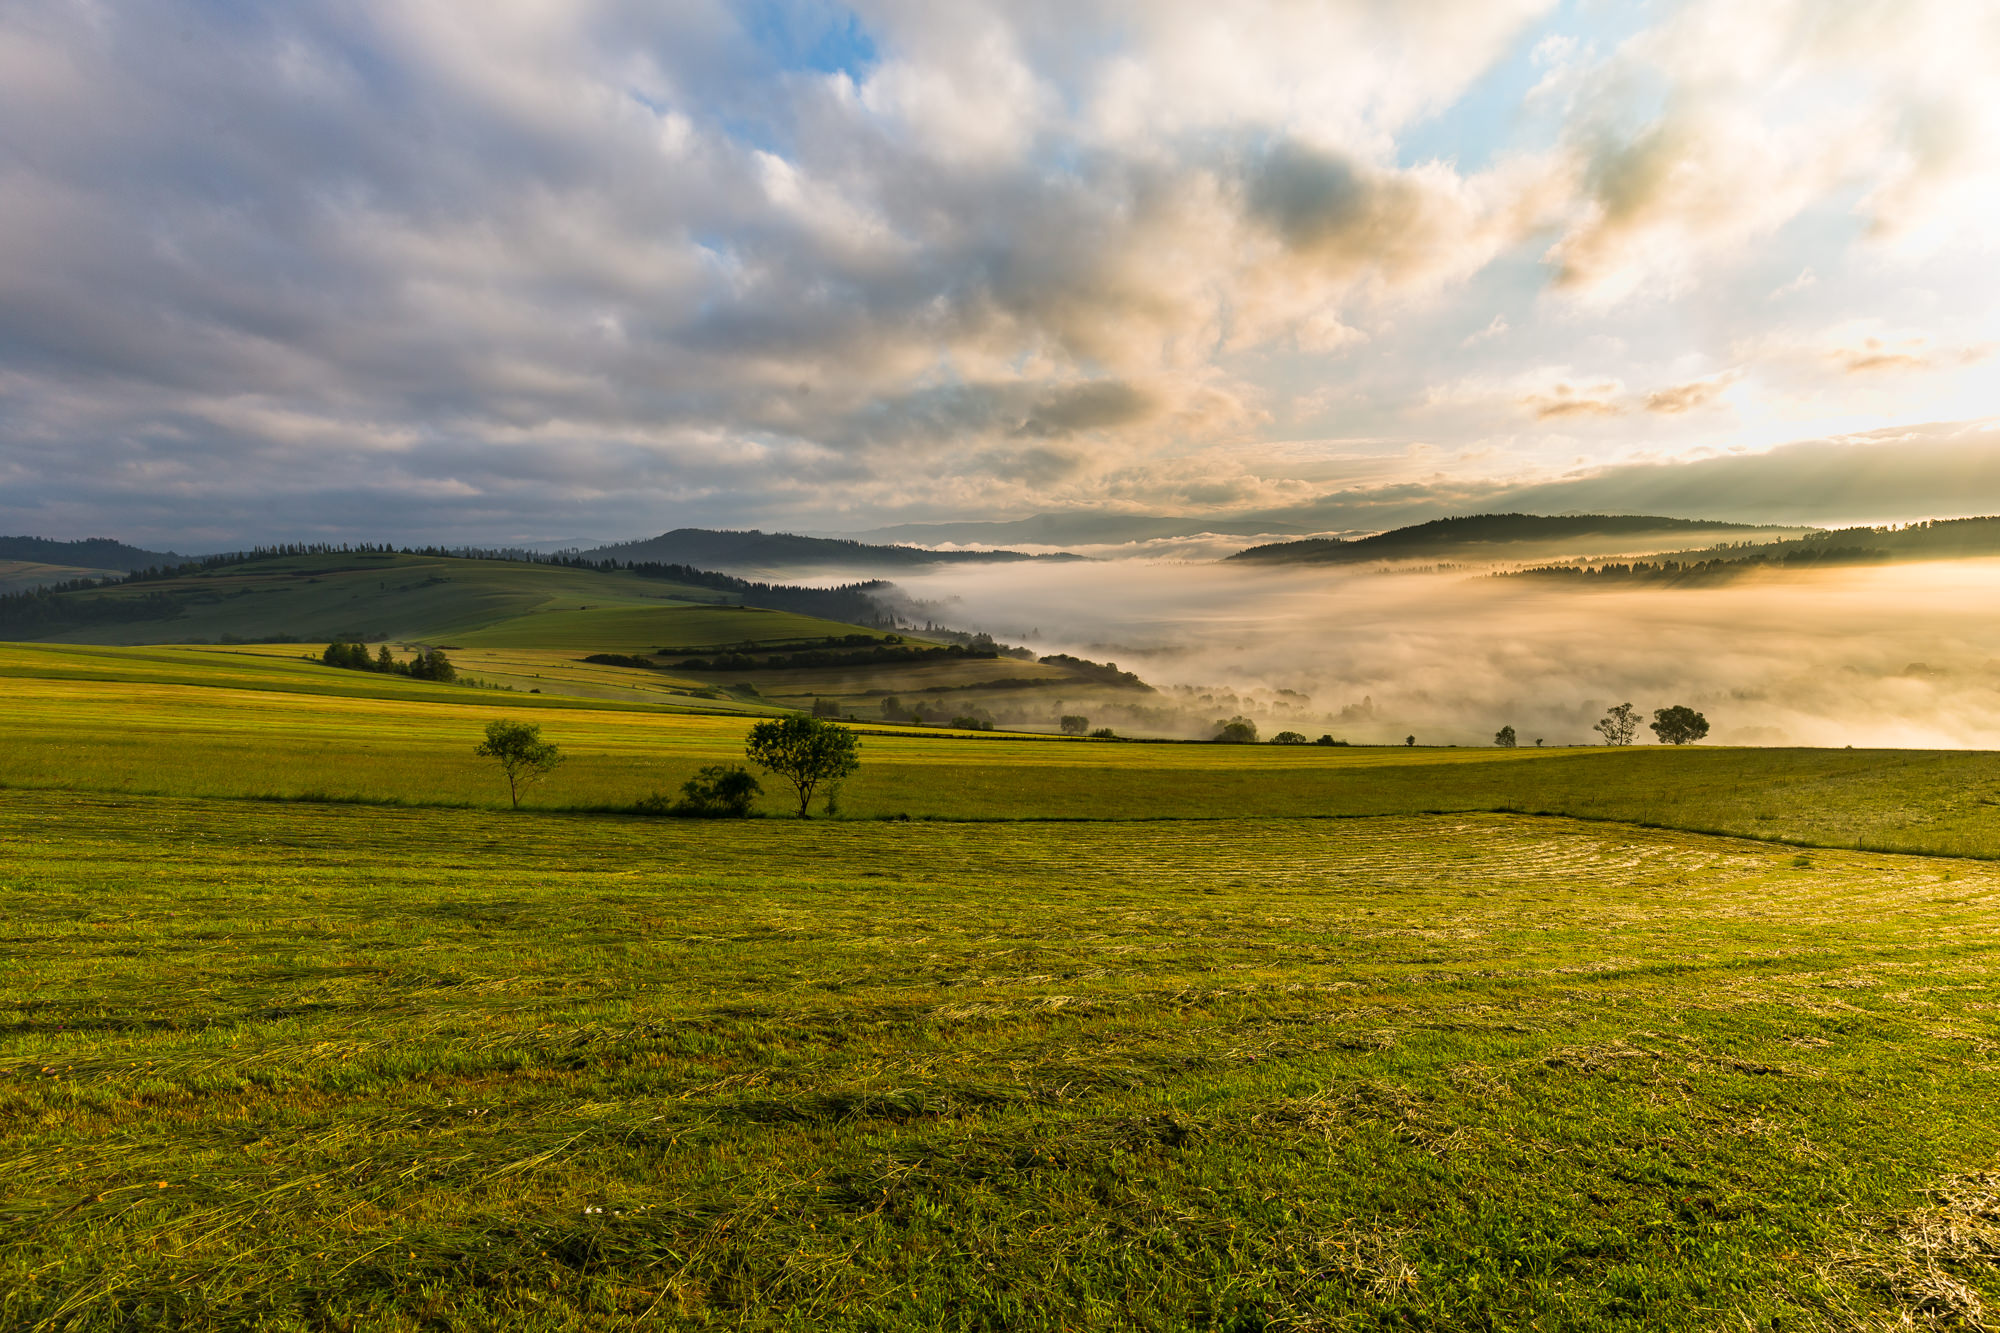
xmin=1542 ymin=0 xmax=2000 ymax=301
xmin=1837 ymin=337 xmax=1992 ymax=376
xmin=0 ymin=0 xmax=1997 ymax=545
xmin=1643 ymin=372 xmax=1737 ymax=414
xmin=1013 ymin=381 xmax=1157 ymax=438
xmin=1522 ymin=384 xmax=1624 ymax=420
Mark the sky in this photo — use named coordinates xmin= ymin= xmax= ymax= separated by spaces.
xmin=3 ymin=0 xmax=1999 ymax=548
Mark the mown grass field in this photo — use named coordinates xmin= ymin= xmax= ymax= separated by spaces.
xmin=9 ymin=643 xmax=2000 ymax=858
xmin=6 ymin=790 xmax=2000 ymax=1329
xmin=11 ymin=635 xmax=2000 ymax=1328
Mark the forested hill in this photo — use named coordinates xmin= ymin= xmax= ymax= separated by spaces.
xmin=0 ymin=536 xmax=183 ymax=569
xmin=581 ymin=528 xmax=1082 ymax=570
xmin=0 ymin=547 xmax=903 ymax=644
xmin=1227 ymin=513 xmax=1793 ymax=565
xmin=1511 ymin=515 xmax=2000 ymax=584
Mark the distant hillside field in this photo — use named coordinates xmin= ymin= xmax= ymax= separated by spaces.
xmin=0 ymin=535 xmax=186 ymax=594
xmin=0 ymin=549 xmax=1148 ymax=729
xmin=583 ymin=527 xmax=1083 ymax=571
xmin=1229 ymin=513 xmax=1801 ymax=565
xmin=0 ymin=535 xmax=183 ymax=569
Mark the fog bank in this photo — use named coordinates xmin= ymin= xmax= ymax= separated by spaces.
xmin=889 ymin=558 xmax=2000 ymax=748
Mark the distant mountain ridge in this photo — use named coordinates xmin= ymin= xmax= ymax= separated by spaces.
xmin=580 ymin=528 xmax=1083 ymax=570
xmin=1227 ymin=514 xmax=1800 ymax=565
xmin=0 ymin=535 xmax=183 ymax=569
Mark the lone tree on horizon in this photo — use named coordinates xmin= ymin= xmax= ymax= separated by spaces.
xmin=476 ymin=719 xmax=564 ymax=809
xmin=1494 ymin=725 xmax=1517 ymax=748
xmin=746 ymin=713 xmax=860 ymax=817
xmin=1650 ymin=705 xmax=1711 ymax=745
xmin=1213 ymin=716 xmax=1258 ymax=744
xmin=1594 ymin=703 xmax=1639 ymax=746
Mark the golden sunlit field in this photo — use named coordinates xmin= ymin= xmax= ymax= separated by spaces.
xmin=9 ymin=638 xmax=2000 ymax=1329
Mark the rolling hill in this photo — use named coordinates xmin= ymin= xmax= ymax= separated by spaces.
xmin=580 ymin=527 xmax=1083 ymax=571
xmin=0 ymin=547 xmax=1156 ymax=730
xmin=1509 ymin=514 xmax=2000 ymax=584
xmin=0 ymin=535 xmax=187 ymax=595
xmin=1227 ymin=513 xmax=1802 ymax=565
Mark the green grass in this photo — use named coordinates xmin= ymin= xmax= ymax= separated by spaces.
xmin=13 ymin=552 xmax=731 ymax=646
xmin=0 ymin=561 xmax=126 ymax=596
xmin=6 ymin=790 xmax=2000 ymax=1329
xmin=10 ymin=642 xmax=2000 ymax=859
xmin=452 ymin=604 xmax=894 ymax=653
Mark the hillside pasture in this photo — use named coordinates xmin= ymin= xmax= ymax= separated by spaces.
xmin=9 ymin=553 xmax=732 ymax=646
xmin=10 ymin=644 xmax=2000 ymax=857
xmin=5 ymin=791 xmax=2000 ymax=1328
xmin=451 ymin=603 xmax=891 ymax=654
xmin=0 ymin=561 xmax=128 ymax=596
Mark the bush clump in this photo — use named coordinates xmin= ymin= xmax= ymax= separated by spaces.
xmin=637 ymin=764 xmax=762 ymax=818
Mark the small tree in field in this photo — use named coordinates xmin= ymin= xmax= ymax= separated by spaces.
xmin=1271 ymin=731 xmax=1308 ymax=744
xmin=1594 ymin=703 xmax=1639 ymax=746
xmin=1060 ymin=714 xmax=1089 ymax=736
xmin=746 ymin=714 xmax=860 ymax=817
xmin=1405 ymin=735 xmax=1415 ymax=747
xmin=1650 ymin=705 xmax=1710 ymax=745
xmin=476 ymin=720 xmax=563 ymax=809
xmin=1494 ymin=725 xmax=1517 ymax=748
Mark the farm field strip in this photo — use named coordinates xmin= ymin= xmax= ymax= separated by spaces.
xmin=14 ymin=643 xmax=2000 ymax=856
xmin=5 ymin=789 xmax=2000 ymax=1328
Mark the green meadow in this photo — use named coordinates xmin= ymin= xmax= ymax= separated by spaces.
xmin=8 ymin=638 xmax=2000 ymax=1328
xmin=8 ymin=643 xmax=2000 ymax=856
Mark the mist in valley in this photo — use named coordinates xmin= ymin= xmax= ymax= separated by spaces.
xmin=886 ymin=557 xmax=2000 ymax=749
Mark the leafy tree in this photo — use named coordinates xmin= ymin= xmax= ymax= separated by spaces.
xmin=409 ymin=648 xmax=456 ymax=682
xmin=1405 ymin=735 xmax=1415 ymax=747
xmin=475 ymin=720 xmax=564 ymax=809
xmin=672 ymin=764 xmax=761 ymax=817
xmin=810 ymin=697 xmax=841 ymax=718
xmin=881 ymin=696 xmax=903 ymax=720
xmin=1271 ymin=731 xmax=1307 ymax=744
xmin=1594 ymin=702 xmax=1639 ymax=746
xmin=745 ymin=714 xmax=860 ymax=818
xmin=376 ymin=644 xmax=399 ymax=673
xmin=951 ymin=714 xmax=995 ymax=731
xmin=322 ymin=639 xmax=371 ymax=671
xmin=1213 ymin=716 xmax=1259 ymax=744
xmin=1060 ymin=714 xmax=1089 ymax=736
xmin=1494 ymin=725 xmax=1517 ymax=748
xmin=1650 ymin=705 xmax=1711 ymax=745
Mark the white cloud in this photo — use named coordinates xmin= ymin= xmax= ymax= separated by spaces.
xmin=0 ymin=0 xmax=1997 ymax=544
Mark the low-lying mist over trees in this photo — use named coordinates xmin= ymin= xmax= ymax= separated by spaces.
xmin=890 ymin=557 xmax=2000 ymax=749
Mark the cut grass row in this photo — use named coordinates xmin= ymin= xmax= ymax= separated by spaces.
xmin=4 ymin=789 xmax=2000 ymax=1328
xmin=10 ymin=642 xmax=2000 ymax=858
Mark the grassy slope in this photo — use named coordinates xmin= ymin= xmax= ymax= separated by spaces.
xmin=0 ymin=561 xmax=128 ymax=596
xmin=16 ymin=552 xmax=733 ymax=646
xmin=8 ymin=643 xmax=2000 ymax=857
xmin=451 ymin=603 xmax=891 ymax=653
xmin=5 ymin=792 xmax=2000 ymax=1329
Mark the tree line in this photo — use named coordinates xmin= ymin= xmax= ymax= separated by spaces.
xmin=322 ymin=639 xmax=457 ymax=682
